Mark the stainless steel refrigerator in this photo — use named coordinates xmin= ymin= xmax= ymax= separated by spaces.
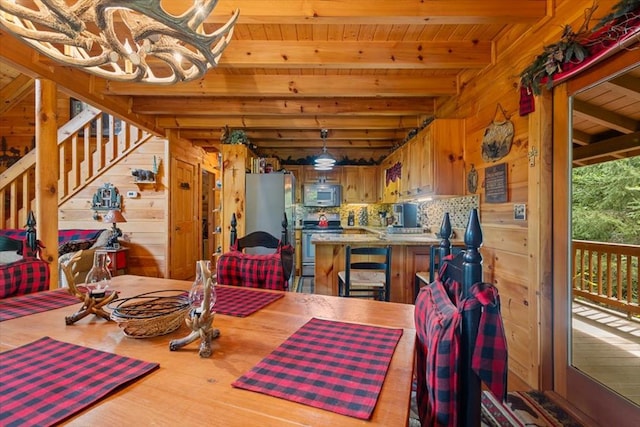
xmin=245 ymin=173 xmax=295 ymax=256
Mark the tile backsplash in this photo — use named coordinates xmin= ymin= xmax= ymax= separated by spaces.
xmin=295 ymin=195 xmax=478 ymax=230
xmin=419 ymin=195 xmax=479 ymax=230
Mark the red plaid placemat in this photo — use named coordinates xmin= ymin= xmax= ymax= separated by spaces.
xmin=0 ymin=336 xmax=159 ymax=427
xmin=0 ymin=289 xmax=79 ymax=322
xmin=214 ymin=285 xmax=284 ymax=317
xmin=232 ymin=317 xmax=403 ymax=419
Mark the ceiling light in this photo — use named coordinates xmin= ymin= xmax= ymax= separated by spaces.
xmin=314 ymin=129 xmax=335 ymax=169
xmin=0 ymin=0 xmax=239 ymax=84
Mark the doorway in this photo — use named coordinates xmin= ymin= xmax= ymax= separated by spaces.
xmin=552 ymin=52 xmax=640 ymax=426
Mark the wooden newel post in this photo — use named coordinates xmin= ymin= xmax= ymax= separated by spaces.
xmin=460 ymin=208 xmax=483 ymax=426
xmin=436 ymin=212 xmax=453 ymax=263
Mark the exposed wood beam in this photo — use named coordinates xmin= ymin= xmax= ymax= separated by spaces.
xmin=133 ymin=97 xmax=435 ymax=116
xmin=573 ymin=131 xmax=640 ymax=162
xmin=573 ymin=99 xmax=639 ymax=134
xmin=603 ymin=75 xmax=640 ymax=102
xmin=0 ymin=74 xmax=34 ymax=114
xmin=158 ymin=115 xmax=420 ymax=129
xmin=179 ymin=128 xmax=404 ymax=141
xmin=194 ymin=0 xmax=547 ymax=24
xmin=216 ymin=40 xmax=492 ymax=69
xmin=571 ymin=129 xmax=592 ymax=145
xmin=257 ymin=139 xmax=395 ymax=149
xmin=106 ymin=74 xmax=458 ymax=97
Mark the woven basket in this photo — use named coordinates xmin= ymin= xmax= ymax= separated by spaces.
xmin=109 ymin=290 xmax=191 ymax=338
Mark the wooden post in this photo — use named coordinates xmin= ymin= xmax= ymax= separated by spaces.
xmin=35 ymin=79 xmax=59 ymax=289
xmin=460 ymin=208 xmax=483 ymax=427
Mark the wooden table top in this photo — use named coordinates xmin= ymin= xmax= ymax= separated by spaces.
xmin=0 ymin=275 xmax=416 ymax=426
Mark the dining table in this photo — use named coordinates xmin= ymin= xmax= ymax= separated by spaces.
xmin=0 ymin=275 xmax=416 ymax=426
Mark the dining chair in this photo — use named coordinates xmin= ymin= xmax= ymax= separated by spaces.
xmin=338 ymin=245 xmax=392 ymax=301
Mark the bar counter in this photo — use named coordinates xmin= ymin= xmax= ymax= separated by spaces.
xmin=312 ymin=231 xmax=464 ymax=303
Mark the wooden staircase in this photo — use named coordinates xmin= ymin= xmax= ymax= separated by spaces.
xmin=0 ymin=105 xmax=153 ymax=229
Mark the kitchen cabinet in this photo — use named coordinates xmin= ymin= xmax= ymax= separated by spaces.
xmin=380 ymin=119 xmax=464 ymax=201
xmin=380 ymin=150 xmax=402 ymax=203
xmin=427 ymin=119 xmax=464 ymax=196
xmin=303 ymin=166 xmax=341 ymax=184
xmin=341 ymin=166 xmax=379 ymax=204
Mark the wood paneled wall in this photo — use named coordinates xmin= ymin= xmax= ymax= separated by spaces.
xmin=59 ymin=137 xmax=169 ymax=277
xmin=436 ymin=0 xmax=620 ymax=389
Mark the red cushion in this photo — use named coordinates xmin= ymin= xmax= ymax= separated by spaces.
xmin=216 ymin=250 xmax=288 ymax=291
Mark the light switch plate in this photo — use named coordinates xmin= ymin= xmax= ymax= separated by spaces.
xmin=126 ymin=190 xmax=138 ymax=198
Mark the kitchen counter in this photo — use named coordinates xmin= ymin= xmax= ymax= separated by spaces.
xmin=312 ymin=228 xmax=463 ymax=246
xmin=311 ymin=229 xmax=464 ymax=303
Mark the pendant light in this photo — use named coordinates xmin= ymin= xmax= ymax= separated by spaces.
xmin=314 ymin=129 xmax=335 ymax=170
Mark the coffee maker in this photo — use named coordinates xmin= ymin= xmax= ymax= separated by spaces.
xmin=392 ymin=203 xmax=418 ymax=227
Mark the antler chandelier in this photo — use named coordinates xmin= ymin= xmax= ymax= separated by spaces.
xmin=0 ymin=0 xmax=239 ymax=84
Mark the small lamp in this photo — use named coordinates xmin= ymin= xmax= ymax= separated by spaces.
xmin=103 ymin=210 xmax=127 ymax=249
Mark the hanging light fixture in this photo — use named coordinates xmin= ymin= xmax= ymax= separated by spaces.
xmin=0 ymin=0 xmax=239 ymax=84
xmin=314 ymin=129 xmax=335 ymax=170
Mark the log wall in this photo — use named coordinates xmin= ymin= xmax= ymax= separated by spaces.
xmin=436 ymin=0 xmax=619 ymax=389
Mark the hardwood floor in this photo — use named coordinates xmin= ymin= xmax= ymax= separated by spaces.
xmin=572 ymin=301 xmax=640 ymax=405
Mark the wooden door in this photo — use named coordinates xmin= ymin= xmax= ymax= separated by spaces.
xmin=170 ymin=158 xmax=198 ymax=279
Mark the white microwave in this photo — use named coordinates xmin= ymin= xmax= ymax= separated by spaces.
xmin=302 ymin=184 xmax=342 ymax=207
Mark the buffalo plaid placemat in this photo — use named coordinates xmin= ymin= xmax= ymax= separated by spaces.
xmin=0 ymin=289 xmax=79 ymax=322
xmin=0 ymin=336 xmax=159 ymax=427
xmin=214 ymin=285 xmax=284 ymax=317
xmin=232 ymin=317 xmax=403 ymax=419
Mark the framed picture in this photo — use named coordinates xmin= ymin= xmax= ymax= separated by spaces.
xmin=70 ymin=98 xmax=122 ymax=137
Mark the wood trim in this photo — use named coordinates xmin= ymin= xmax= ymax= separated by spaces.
xmin=552 ymin=49 xmax=640 ymax=426
xmin=528 ymin=88 xmax=554 ymax=389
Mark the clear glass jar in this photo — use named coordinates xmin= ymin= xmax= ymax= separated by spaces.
xmin=189 ymin=260 xmax=216 ymax=315
xmin=85 ymin=252 xmax=112 ymax=295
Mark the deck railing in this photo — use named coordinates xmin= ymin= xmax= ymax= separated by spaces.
xmin=0 ymin=106 xmax=153 ymax=228
xmin=573 ymin=240 xmax=640 ymax=318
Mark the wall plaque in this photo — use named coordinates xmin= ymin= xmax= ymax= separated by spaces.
xmin=485 ymin=162 xmax=508 ymax=203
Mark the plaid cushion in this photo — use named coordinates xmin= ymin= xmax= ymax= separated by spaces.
xmin=0 ymin=259 xmax=50 ymax=299
xmin=216 ymin=250 xmax=288 ymax=290
xmin=0 ymin=229 xmax=105 ymax=247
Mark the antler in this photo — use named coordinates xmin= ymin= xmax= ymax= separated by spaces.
xmin=0 ymin=0 xmax=239 ymax=84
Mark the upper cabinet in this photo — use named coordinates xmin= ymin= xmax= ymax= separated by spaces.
xmin=303 ymin=166 xmax=341 ymax=184
xmin=380 ymin=119 xmax=464 ymax=202
xmin=341 ymin=166 xmax=379 ymax=204
xmin=380 ymin=149 xmax=403 ymax=203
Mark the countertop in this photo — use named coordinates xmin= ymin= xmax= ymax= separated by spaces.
xmin=311 ymin=227 xmax=464 ymax=246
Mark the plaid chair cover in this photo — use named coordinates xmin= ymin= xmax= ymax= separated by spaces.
xmin=216 ymin=243 xmax=293 ymax=291
xmin=0 ymin=258 xmax=50 ymax=298
xmin=414 ymin=263 xmax=507 ymax=427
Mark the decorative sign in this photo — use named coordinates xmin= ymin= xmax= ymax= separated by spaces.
xmin=91 ymin=182 xmax=122 ymax=211
xmin=485 ymin=163 xmax=508 ymax=203
xmin=482 ymin=103 xmax=514 ymax=162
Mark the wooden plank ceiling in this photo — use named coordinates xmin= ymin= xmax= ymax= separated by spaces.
xmin=0 ymin=0 xmax=637 ymax=165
